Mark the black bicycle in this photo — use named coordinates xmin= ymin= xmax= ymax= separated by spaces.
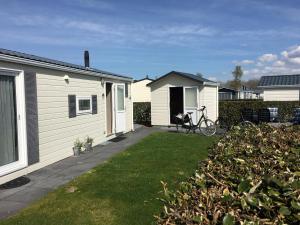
xmin=175 ymin=106 xmax=217 ymax=136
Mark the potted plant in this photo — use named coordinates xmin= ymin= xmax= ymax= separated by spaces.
xmin=73 ymin=138 xmax=83 ymax=156
xmin=84 ymin=136 xmax=94 ymax=152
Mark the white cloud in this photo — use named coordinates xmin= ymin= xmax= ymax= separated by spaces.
xmin=232 ymin=59 xmax=254 ymax=65
xmin=258 ymin=53 xmax=277 ymax=62
xmin=273 ymin=60 xmax=285 ymax=67
xmin=208 ymin=76 xmax=217 ymax=81
xmin=235 ymin=45 xmax=300 ymax=78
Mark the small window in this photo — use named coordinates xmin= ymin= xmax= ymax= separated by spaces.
xmin=76 ymin=96 xmax=92 ymax=114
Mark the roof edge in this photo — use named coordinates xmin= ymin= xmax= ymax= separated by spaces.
xmin=147 ymin=71 xmax=217 ymax=87
xmin=0 ymin=51 xmax=132 ymax=82
xmin=133 ymin=77 xmax=153 ymax=83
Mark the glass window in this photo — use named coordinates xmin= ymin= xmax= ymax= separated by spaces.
xmin=185 ymin=87 xmax=197 ymax=108
xmin=117 ymin=85 xmax=125 ymax=111
xmin=77 ymin=97 xmax=91 ymax=114
xmin=0 ymin=75 xmax=19 ymax=167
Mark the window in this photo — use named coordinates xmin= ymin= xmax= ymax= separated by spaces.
xmin=76 ymin=96 xmax=92 ymax=114
xmin=185 ymin=87 xmax=197 ymax=108
xmin=117 ymin=85 xmax=125 ymax=111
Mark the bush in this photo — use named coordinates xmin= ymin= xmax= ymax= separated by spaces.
xmin=219 ymin=100 xmax=300 ymax=127
xmin=133 ymin=102 xmax=151 ymax=126
xmin=156 ymin=124 xmax=300 ymax=224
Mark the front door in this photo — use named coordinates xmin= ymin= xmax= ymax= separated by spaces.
xmin=184 ymin=87 xmax=198 ymax=124
xmin=115 ymin=84 xmax=126 ymax=133
xmin=169 ymin=87 xmax=183 ymax=124
xmin=106 ymin=83 xmax=113 ymax=135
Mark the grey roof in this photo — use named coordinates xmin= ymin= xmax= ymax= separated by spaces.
xmin=147 ymin=71 xmax=217 ymax=86
xmin=0 ymin=48 xmax=131 ymax=80
xmin=258 ymin=74 xmax=300 ymax=87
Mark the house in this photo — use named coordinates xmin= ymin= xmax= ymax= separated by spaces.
xmin=258 ymin=74 xmax=300 ymax=101
xmin=147 ymin=71 xmax=219 ymax=126
xmin=218 ymin=87 xmax=236 ymax=100
xmin=219 ymin=86 xmax=256 ymax=100
xmin=131 ymin=76 xmax=153 ymax=102
xmin=237 ymin=86 xmax=255 ymax=99
xmin=0 ymin=48 xmax=133 ymax=185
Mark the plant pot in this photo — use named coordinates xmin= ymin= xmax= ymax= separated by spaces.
xmin=85 ymin=143 xmax=93 ymax=152
xmin=73 ymin=147 xmax=81 ymax=156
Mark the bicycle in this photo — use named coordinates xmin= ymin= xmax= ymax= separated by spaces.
xmin=175 ymin=106 xmax=217 ymax=136
xmin=215 ymin=108 xmax=255 ymax=133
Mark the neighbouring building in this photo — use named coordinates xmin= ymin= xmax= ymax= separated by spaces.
xmin=148 ymin=71 xmax=219 ymax=126
xmin=219 ymin=86 xmax=258 ymax=100
xmin=218 ymin=87 xmax=237 ymax=100
xmin=131 ymin=76 xmax=153 ymax=102
xmin=0 ymin=48 xmax=133 ymax=185
xmin=258 ymin=74 xmax=300 ymax=101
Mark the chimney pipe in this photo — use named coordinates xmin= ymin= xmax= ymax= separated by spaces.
xmin=84 ymin=50 xmax=90 ymax=68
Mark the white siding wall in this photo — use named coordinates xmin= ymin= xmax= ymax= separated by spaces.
xmin=199 ymin=86 xmax=218 ymax=121
xmin=263 ymin=88 xmax=300 ymax=101
xmin=0 ymin=61 xmax=133 ymax=184
xmin=151 ymin=73 xmax=218 ymax=126
xmin=132 ymin=79 xmax=152 ymax=102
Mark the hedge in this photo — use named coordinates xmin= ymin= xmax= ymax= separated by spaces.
xmin=219 ymin=100 xmax=300 ymax=127
xmin=156 ymin=124 xmax=300 ymax=224
xmin=133 ymin=102 xmax=151 ymax=126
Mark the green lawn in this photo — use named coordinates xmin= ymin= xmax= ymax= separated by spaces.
xmin=0 ymin=132 xmax=216 ymax=225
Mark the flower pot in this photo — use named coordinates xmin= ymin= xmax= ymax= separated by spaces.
xmin=73 ymin=147 xmax=81 ymax=156
xmin=85 ymin=143 xmax=93 ymax=152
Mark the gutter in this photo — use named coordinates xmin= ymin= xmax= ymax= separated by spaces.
xmin=0 ymin=54 xmax=133 ymax=82
xmin=257 ymin=85 xmax=300 ymax=89
xmin=203 ymin=81 xmax=219 ymax=86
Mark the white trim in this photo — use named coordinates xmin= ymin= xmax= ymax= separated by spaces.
xmin=105 ymin=81 xmax=114 ymax=136
xmin=0 ymin=54 xmax=132 ymax=82
xmin=76 ymin=96 xmax=92 ymax=115
xmin=203 ymin=81 xmax=219 ymax=86
xmin=258 ymin=85 xmax=300 ymax=89
xmin=116 ymin=84 xmax=126 ymax=112
xmin=115 ymin=83 xmax=126 ymax=133
xmin=184 ymin=86 xmax=199 ymax=124
xmin=0 ymin=67 xmax=28 ymax=177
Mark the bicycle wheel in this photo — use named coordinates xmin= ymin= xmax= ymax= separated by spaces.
xmin=239 ymin=120 xmax=255 ymax=128
xmin=199 ymin=119 xmax=216 ymax=136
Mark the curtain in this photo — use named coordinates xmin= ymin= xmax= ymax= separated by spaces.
xmin=185 ymin=88 xmax=197 ymax=108
xmin=0 ymin=75 xmax=18 ymax=167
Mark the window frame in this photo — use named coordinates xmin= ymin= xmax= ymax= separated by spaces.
xmin=76 ymin=96 xmax=92 ymax=115
xmin=0 ymin=67 xmax=28 ymax=176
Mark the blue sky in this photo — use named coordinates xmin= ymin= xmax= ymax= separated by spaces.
xmin=1 ymin=0 xmax=300 ymax=81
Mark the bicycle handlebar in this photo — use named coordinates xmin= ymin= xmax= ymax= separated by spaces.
xmin=197 ymin=106 xmax=206 ymax=111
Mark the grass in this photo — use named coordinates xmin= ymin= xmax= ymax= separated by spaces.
xmin=0 ymin=132 xmax=216 ymax=225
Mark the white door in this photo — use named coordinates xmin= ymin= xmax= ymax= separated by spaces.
xmin=184 ymin=87 xmax=198 ymax=124
xmin=115 ymin=84 xmax=126 ymax=133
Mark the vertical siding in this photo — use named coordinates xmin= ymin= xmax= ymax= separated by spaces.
xmin=263 ymin=88 xmax=300 ymax=101
xmin=126 ymin=83 xmax=134 ymax=131
xmin=132 ymin=79 xmax=152 ymax=102
xmin=199 ymin=86 xmax=218 ymax=121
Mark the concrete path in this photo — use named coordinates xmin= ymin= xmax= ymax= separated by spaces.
xmin=0 ymin=126 xmax=158 ymax=220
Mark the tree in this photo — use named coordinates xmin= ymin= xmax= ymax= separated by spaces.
xmin=242 ymin=79 xmax=259 ymax=89
xmin=231 ymin=66 xmax=243 ymax=90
